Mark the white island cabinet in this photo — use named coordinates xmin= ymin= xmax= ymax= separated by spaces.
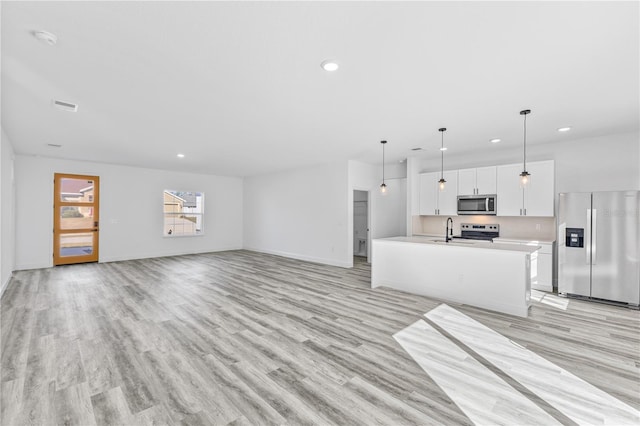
xmin=372 ymin=237 xmax=539 ymax=317
xmin=493 ymin=237 xmax=555 ymax=292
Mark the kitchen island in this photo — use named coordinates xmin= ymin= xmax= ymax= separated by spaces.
xmin=372 ymin=236 xmax=540 ymax=317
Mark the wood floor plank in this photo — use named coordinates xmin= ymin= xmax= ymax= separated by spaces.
xmin=1 ymin=250 xmax=638 ymax=425
xmin=0 ymin=377 xmax=24 ymax=426
xmin=90 ymin=386 xmax=133 ymax=425
xmin=54 ymin=382 xmax=97 ymax=426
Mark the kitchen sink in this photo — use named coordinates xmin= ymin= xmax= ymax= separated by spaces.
xmin=429 ymin=239 xmax=475 ymax=245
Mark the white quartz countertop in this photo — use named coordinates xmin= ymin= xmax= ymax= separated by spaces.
xmin=377 ymin=236 xmax=540 ymax=253
xmin=493 ymin=237 xmax=556 ymax=244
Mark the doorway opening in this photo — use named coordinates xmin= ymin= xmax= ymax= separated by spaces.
xmin=53 ymin=173 xmax=100 ymax=265
xmin=353 ymin=190 xmax=370 ymax=262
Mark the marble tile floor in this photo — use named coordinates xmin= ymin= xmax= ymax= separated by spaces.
xmin=396 ymin=304 xmax=640 ymax=425
xmin=1 ymin=250 xmax=639 ymax=425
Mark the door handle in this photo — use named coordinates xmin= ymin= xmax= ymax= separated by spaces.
xmin=586 ymin=209 xmax=591 ymax=264
xmin=591 ymin=209 xmax=597 ymax=265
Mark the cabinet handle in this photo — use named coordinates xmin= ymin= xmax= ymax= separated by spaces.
xmin=524 ymin=208 xmax=527 ymax=216
xmin=520 ymin=208 xmax=522 ymax=215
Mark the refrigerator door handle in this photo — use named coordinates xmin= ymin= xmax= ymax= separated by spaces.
xmin=586 ymin=209 xmax=591 ymax=264
xmin=592 ymin=209 xmax=597 ymax=264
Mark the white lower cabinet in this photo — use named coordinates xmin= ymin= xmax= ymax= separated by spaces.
xmin=494 ymin=238 xmax=554 ymax=292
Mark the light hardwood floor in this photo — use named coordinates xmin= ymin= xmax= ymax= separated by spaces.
xmin=1 ymin=250 xmax=639 ymax=425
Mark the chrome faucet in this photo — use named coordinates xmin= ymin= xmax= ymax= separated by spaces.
xmin=446 ymin=217 xmax=453 ymax=243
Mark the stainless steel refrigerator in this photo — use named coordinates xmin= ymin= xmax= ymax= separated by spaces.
xmin=558 ymin=191 xmax=640 ymax=306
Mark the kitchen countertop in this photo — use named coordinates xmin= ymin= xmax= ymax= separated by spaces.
xmin=493 ymin=237 xmax=556 ymax=244
xmin=379 ymin=236 xmax=540 ymax=253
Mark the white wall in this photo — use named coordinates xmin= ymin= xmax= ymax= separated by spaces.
xmin=14 ymin=155 xmax=243 ymax=270
xmin=348 ymin=160 xmax=406 ymax=263
xmin=243 ymin=161 xmax=351 ymax=267
xmin=418 ymin=131 xmax=640 ymax=194
xmin=1 ymin=129 xmax=16 ymax=294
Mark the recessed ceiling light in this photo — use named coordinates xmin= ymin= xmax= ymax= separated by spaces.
xmin=34 ymin=30 xmax=57 ymax=46
xmin=177 ymin=153 xmax=185 ymax=158
xmin=557 ymin=127 xmax=571 ymax=132
xmin=321 ymin=60 xmax=339 ymax=71
xmin=490 ymin=138 xmax=501 ymax=143
xmin=440 ymin=147 xmax=448 ymax=151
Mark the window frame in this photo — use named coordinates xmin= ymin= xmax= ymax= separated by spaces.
xmin=162 ymin=189 xmax=205 ymax=238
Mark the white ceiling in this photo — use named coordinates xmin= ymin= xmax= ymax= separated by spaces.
xmin=2 ymin=1 xmax=638 ymax=177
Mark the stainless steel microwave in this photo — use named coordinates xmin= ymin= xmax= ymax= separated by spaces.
xmin=457 ymin=194 xmax=497 ymax=215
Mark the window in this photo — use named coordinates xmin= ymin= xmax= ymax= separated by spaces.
xmin=163 ymin=190 xmax=204 ymax=236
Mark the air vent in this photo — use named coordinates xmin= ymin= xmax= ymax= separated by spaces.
xmin=47 ymin=143 xmax=62 ymax=148
xmin=411 ymin=147 xmax=423 ymax=151
xmin=53 ymin=99 xmax=78 ymax=112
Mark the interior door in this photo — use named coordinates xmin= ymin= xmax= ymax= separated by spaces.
xmin=558 ymin=192 xmax=591 ymax=297
xmin=590 ymin=191 xmax=640 ymax=304
xmin=53 ymin=173 xmax=100 ymax=265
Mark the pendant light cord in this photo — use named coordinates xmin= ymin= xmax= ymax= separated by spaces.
xmin=382 ymin=142 xmax=385 ymax=183
xmin=441 ymin=131 xmax=444 ymax=179
xmin=523 ymin=112 xmax=527 ymax=171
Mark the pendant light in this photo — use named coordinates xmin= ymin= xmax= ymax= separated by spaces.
xmin=438 ymin=128 xmax=447 ymax=191
xmin=519 ymin=109 xmax=531 ymax=187
xmin=380 ymin=140 xmax=388 ymax=193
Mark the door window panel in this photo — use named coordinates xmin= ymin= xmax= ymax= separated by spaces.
xmin=60 ymin=178 xmax=95 ymax=203
xmin=59 ymin=233 xmax=94 ymax=257
xmin=60 ymin=205 xmax=95 ymax=230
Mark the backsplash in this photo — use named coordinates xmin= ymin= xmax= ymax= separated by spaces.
xmin=414 ymin=215 xmax=556 ymax=241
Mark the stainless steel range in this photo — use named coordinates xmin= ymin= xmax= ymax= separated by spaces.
xmin=452 ymin=223 xmax=499 ymax=242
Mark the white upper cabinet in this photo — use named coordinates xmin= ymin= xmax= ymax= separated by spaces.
xmin=457 ymin=168 xmax=476 ymax=195
xmin=419 ymin=171 xmax=458 ymax=216
xmin=420 ymin=160 xmax=553 ymax=217
xmin=476 ymin=166 xmax=497 ymax=194
xmin=496 ymin=160 xmax=554 ymax=217
xmin=524 ymin=160 xmax=555 ymax=217
xmin=438 ymin=170 xmax=459 ymax=216
xmin=419 ymin=172 xmax=439 ymax=215
xmin=457 ymin=166 xmax=496 ymax=195
xmin=496 ymin=163 xmax=524 ymax=216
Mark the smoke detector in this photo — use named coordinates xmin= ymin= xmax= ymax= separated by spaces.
xmin=34 ymin=30 xmax=58 ymax=46
xmin=53 ymin=99 xmax=78 ymax=112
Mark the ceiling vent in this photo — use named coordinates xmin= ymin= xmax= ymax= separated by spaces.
xmin=53 ymin=99 xmax=78 ymax=112
xmin=411 ymin=147 xmax=423 ymax=151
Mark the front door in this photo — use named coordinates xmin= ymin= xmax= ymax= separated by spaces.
xmin=53 ymin=173 xmax=100 ymax=265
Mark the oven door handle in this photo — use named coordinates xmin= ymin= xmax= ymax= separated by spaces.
xmin=485 ymin=198 xmax=489 ymax=212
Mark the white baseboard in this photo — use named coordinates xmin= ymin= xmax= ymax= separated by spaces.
xmin=244 ymin=246 xmax=352 ymax=268
xmin=99 ymin=246 xmax=243 ymax=263
xmin=1 ymin=272 xmax=13 ymax=297
xmin=15 ymin=262 xmax=51 ymax=271
xmin=15 ymin=247 xmax=244 ymax=269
